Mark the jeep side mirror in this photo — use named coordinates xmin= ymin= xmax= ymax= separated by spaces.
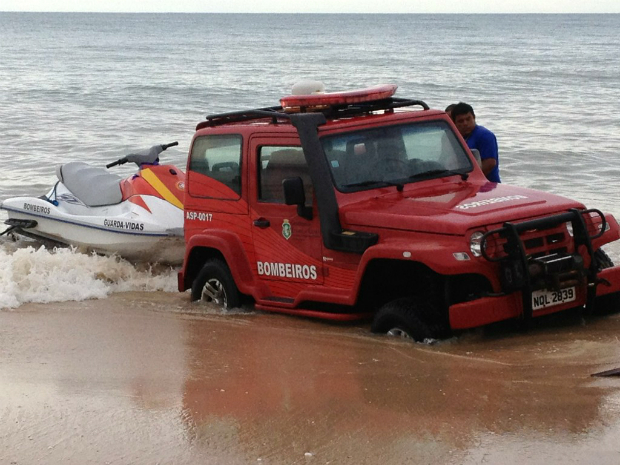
xmin=283 ymin=177 xmax=313 ymax=220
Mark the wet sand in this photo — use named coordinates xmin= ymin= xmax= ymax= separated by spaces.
xmin=2 ymin=292 xmax=620 ymax=464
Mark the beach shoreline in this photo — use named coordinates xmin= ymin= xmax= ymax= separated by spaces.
xmin=2 ymin=292 xmax=620 ymax=464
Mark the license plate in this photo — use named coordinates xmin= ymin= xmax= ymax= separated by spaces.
xmin=532 ymin=287 xmax=576 ymax=311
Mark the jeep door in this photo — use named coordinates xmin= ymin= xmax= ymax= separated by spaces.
xmin=249 ymin=137 xmax=324 ymax=298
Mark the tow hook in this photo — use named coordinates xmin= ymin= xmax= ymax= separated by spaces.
xmin=590 ymin=277 xmax=611 ymax=287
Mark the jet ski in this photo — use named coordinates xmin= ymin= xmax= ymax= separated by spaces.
xmin=0 ymin=142 xmax=186 ymax=265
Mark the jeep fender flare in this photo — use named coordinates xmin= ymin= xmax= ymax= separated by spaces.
xmin=181 ymin=229 xmax=261 ymax=296
xmin=593 ymin=213 xmax=620 ymax=249
xmin=351 ymin=241 xmax=479 ymax=300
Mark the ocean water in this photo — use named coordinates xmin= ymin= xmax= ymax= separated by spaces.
xmin=1 ymin=12 xmax=620 ymax=308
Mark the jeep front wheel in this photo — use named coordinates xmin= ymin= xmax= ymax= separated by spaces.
xmin=593 ymin=249 xmax=620 ymax=315
xmin=191 ymin=259 xmax=241 ymax=309
xmin=371 ymin=298 xmax=447 ymax=342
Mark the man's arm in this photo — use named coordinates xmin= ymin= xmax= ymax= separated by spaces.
xmin=475 ymin=129 xmax=498 ymax=177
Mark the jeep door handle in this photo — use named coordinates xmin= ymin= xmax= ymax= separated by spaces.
xmin=253 ymin=218 xmax=270 ymax=228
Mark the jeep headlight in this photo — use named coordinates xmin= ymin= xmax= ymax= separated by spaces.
xmin=469 ymin=231 xmax=485 ymax=257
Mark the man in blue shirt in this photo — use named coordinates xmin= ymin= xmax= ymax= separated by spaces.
xmin=451 ymin=102 xmax=500 ymax=183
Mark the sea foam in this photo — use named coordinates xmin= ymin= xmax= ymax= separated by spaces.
xmin=0 ymin=243 xmax=177 ymax=309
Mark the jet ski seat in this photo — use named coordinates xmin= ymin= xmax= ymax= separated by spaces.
xmin=56 ymin=162 xmax=123 ymax=207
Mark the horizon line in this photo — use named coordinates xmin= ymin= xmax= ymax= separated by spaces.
xmin=1 ymin=11 xmax=619 ymax=14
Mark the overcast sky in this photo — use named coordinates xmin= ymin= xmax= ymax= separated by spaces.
xmin=1 ymin=0 xmax=619 ymax=14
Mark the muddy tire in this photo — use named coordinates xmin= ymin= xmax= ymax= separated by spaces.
xmin=371 ymin=298 xmax=449 ymax=342
xmin=594 ymin=249 xmax=614 ymax=270
xmin=593 ymin=249 xmax=620 ymax=315
xmin=191 ymin=259 xmax=241 ymax=309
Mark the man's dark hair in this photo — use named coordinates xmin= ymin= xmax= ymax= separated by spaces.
xmin=444 ymin=103 xmax=456 ymax=114
xmin=451 ymin=102 xmax=475 ymax=121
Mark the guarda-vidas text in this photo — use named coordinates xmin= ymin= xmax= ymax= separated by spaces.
xmin=103 ymin=219 xmax=145 ymax=231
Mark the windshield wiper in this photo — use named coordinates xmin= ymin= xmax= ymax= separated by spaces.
xmin=343 ymin=180 xmax=405 ymax=191
xmin=408 ymin=169 xmax=469 ymax=181
xmin=343 ymin=169 xmax=467 ymax=191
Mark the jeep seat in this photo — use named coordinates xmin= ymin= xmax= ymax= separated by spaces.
xmin=261 ymin=149 xmax=312 ymax=203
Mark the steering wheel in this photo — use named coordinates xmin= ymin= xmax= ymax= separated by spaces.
xmin=372 ymin=157 xmax=409 ymax=174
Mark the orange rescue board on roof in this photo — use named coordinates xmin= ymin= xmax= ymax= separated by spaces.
xmin=280 ymin=84 xmax=398 ymax=109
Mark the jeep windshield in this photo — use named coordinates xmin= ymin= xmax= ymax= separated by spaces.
xmin=321 ymin=121 xmax=473 ymax=192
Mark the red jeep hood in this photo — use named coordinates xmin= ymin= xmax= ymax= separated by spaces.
xmin=340 ymin=181 xmax=585 ymax=235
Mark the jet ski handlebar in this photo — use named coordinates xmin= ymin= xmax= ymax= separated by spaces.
xmin=161 ymin=141 xmax=179 ymax=150
xmin=106 ymin=141 xmax=179 ymax=168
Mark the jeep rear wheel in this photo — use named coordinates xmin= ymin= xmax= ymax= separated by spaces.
xmin=371 ymin=298 xmax=448 ymax=342
xmin=191 ymin=259 xmax=241 ymax=309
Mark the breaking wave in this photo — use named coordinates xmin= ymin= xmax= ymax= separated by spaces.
xmin=0 ymin=241 xmax=178 ymax=309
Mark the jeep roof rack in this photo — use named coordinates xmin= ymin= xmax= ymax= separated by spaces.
xmin=197 ymin=106 xmax=288 ymax=130
xmin=198 ymin=97 xmax=430 ymax=130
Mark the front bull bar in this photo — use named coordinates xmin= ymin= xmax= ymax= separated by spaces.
xmin=480 ymin=208 xmax=607 ymax=324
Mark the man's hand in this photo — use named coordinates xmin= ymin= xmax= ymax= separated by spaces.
xmin=481 ymin=158 xmax=497 ymax=176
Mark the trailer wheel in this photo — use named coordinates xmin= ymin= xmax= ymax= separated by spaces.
xmin=371 ymin=298 xmax=447 ymax=342
xmin=191 ymin=259 xmax=241 ymax=309
xmin=593 ymin=249 xmax=620 ymax=315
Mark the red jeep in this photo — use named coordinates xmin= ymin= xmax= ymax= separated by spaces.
xmin=178 ymin=85 xmax=620 ymax=340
